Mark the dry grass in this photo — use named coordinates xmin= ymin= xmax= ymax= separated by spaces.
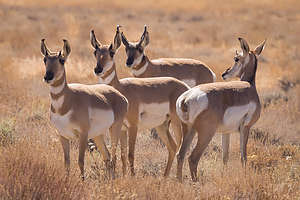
xmin=0 ymin=0 xmax=300 ymax=199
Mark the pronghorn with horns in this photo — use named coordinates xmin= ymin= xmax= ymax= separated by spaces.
xmin=176 ymin=37 xmax=266 ymax=181
xmin=90 ymin=26 xmax=191 ymax=177
xmin=41 ymin=39 xmax=128 ymax=179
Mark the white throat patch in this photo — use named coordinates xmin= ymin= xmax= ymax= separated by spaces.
xmin=50 ymin=78 xmax=65 ymax=95
xmin=132 ymin=61 xmax=148 ymax=76
xmin=99 ymin=70 xmax=116 ymax=84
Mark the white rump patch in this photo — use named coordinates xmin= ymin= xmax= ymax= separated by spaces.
xmin=138 ymin=102 xmax=169 ymax=130
xmin=132 ymin=62 xmax=148 ymax=76
xmin=50 ymin=110 xmax=77 ymax=139
xmin=88 ymin=107 xmax=114 ymax=139
xmin=176 ymin=87 xmax=208 ymax=124
xmin=182 ymin=79 xmax=196 ymax=88
xmin=99 ymin=70 xmax=116 ymax=84
xmin=219 ymin=101 xmax=256 ymax=133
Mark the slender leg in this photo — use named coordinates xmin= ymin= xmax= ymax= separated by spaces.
xmin=109 ymin=120 xmax=123 ymax=179
xmin=176 ymin=124 xmax=196 ymax=181
xmin=128 ymin=126 xmax=138 ymax=175
xmin=240 ymin=125 xmax=250 ymax=166
xmin=59 ymin=135 xmax=70 ymax=176
xmin=78 ymin=133 xmax=88 ymax=180
xmin=222 ymin=133 xmax=230 ymax=165
xmin=188 ymin=124 xmax=216 ymax=182
xmin=120 ymin=129 xmax=128 ymax=176
xmin=155 ymin=122 xmax=177 ymax=177
xmin=93 ymin=134 xmax=111 ymax=171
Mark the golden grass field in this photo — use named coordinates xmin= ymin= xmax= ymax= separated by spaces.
xmin=0 ymin=0 xmax=300 ymax=199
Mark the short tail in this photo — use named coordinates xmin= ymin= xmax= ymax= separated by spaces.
xmin=176 ymin=97 xmax=189 ymax=123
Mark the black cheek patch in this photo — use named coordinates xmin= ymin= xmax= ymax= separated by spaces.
xmin=59 ymin=58 xmax=65 ymax=65
xmin=109 ymin=51 xmax=115 ymax=58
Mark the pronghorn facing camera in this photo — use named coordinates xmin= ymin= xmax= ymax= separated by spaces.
xmin=90 ymin=26 xmax=191 ymax=177
xmin=41 ymin=39 xmax=128 ymax=179
xmin=176 ymin=38 xmax=266 ymax=181
xmin=120 ymin=25 xmax=216 ymax=87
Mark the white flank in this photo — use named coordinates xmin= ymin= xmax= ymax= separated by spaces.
xmin=138 ymin=102 xmax=169 ymax=130
xmin=50 ymin=110 xmax=77 ymax=139
xmin=51 ymin=96 xmax=64 ymax=111
xmin=176 ymin=87 xmax=208 ymax=124
xmin=87 ymin=107 xmax=114 ymax=139
xmin=99 ymin=70 xmax=116 ymax=84
xmin=132 ymin=62 xmax=148 ymax=76
xmin=220 ymin=101 xmax=256 ymax=133
xmin=182 ymin=79 xmax=196 ymax=88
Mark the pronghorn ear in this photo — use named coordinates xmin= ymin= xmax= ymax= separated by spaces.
xmin=253 ymin=39 xmax=266 ymax=56
xmin=121 ymin=32 xmax=129 ymax=47
xmin=112 ymin=25 xmax=122 ymax=51
xmin=90 ymin=30 xmax=101 ymax=50
xmin=41 ymin=39 xmax=50 ymax=56
xmin=138 ymin=25 xmax=149 ymax=48
xmin=238 ymin=37 xmax=250 ymax=55
xmin=61 ymin=39 xmax=71 ymax=59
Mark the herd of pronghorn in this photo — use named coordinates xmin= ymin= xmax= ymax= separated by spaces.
xmin=40 ymin=25 xmax=266 ymax=182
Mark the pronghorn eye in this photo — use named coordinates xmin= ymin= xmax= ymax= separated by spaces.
xmin=234 ymin=57 xmax=239 ymax=62
xmin=43 ymin=57 xmax=47 ymax=64
xmin=59 ymin=58 xmax=65 ymax=65
xmin=138 ymin=47 xmax=143 ymax=53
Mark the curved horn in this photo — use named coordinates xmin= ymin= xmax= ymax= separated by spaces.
xmin=121 ymin=32 xmax=129 ymax=47
xmin=138 ymin=25 xmax=149 ymax=48
xmin=112 ymin=25 xmax=122 ymax=50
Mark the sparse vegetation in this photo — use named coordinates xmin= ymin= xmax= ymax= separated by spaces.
xmin=0 ymin=0 xmax=300 ymax=199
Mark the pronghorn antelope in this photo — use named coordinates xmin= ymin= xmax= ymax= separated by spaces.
xmin=40 ymin=39 xmax=128 ymax=179
xmin=120 ymin=25 xmax=245 ymax=163
xmin=120 ymin=25 xmax=216 ymax=87
xmin=176 ymin=38 xmax=266 ymax=181
xmin=90 ymin=26 xmax=191 ymax=177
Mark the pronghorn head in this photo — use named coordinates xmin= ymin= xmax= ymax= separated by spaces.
xmin=90 ymin=26 xmax=121 ymax=76
xmin=222 ymin=38 xmax=266 ymax=81
xmin=121 ymin=25 xmax=149 ymax=68
xmin=41 ymin=39 xmax=71 ymax=85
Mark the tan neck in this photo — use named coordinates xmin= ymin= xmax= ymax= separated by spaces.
xmin=131 ymin=55 xmax=153 ymax=77
xmin=99 ymin=63 xmax=121 ymax=88
xmin=49 ymin=71 xmax=70 ymax=114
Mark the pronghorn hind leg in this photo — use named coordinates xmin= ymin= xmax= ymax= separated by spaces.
xmin=176 ymin=124 xmax=196 ymax=181
xmin=59 ymin=135 xmax=70 ymax=176
xmin=78 ymin=132 xmax=88 ymax=180
xmin=120 ymin=129 xmax=128 ymax=176
xmin=222 ymin=133 xmax=230 ymax=165
xmin=188 ymin=123 xmax=216 ymax=182
xmin=240 ymin=125 xmax=250 ymax=166
xmin=155 ymin=121 xmax=177 ymax=177
xmin=128 ymin=126 xmax=138 ymax=176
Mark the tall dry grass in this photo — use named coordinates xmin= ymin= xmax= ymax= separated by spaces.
xmin=0 ymin=0 xmax=300 ymax=199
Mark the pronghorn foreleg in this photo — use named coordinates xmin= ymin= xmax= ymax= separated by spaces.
xmin=120 ymin=129 xmax=128 ymax=176
xmin=222 ymin=134 xmax=231 ymax=164
xmin=239 ymin=125 xmax=250 ymax=166
xmin=155 ymin=122 xmax=177 ymax=177
xmin=188 ymin=123 xmax=216 ymax=182
xmin=59 ymin=135 xmax=70 ymax=176
xmin=93 ymin=134 xmax=111 ymax=175
xmin=176 ymin=124 xmax=195 ymax=181
xmin=109 ymin=120 xmax=123 ymax=179
xmin=128 ymin=126 xmax=138 ymax=176
xmin=78 ymin=132 xmax=88 ymax=180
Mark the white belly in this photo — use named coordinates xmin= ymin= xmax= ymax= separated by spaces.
xmin=87 ymin=107 xmax=114 ymax=139
xmin=138 ymin=102 xmax=170 ymax=130
xmin=218 ymin=101 xmax=256 ymax=133
xmin=50 ymin=110 xmax=77 ymax=139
